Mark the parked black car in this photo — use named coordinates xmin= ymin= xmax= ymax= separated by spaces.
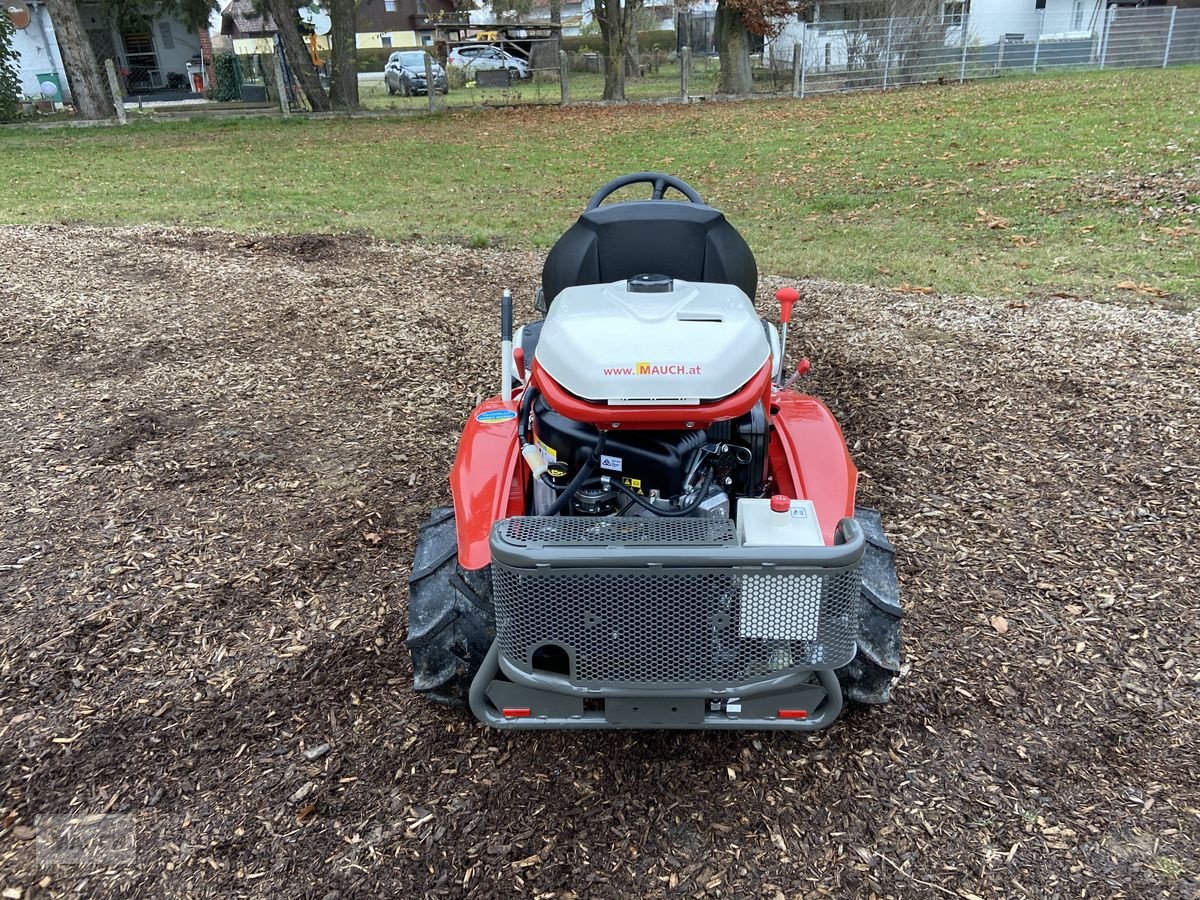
xmin=384 ymin=51 xmax=450 ymax=97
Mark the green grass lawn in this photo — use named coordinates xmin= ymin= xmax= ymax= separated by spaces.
xmin=2 ymin=66 xmax=1197 ymax=302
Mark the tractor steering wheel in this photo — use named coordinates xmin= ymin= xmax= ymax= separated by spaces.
xmin=585 ymin=172 xmax=705 ymax=211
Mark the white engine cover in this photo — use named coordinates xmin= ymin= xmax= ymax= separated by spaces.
xmin=535 ymin=278 xmax=770 ymax=404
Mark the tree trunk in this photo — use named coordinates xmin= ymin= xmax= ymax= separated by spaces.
xmin=328 ymin=0 xmax=358 ymax=109
xmin=626 ymin=31 xmax=640 ymax=77
xmin=41 ymin=0 xmax=115 ymax=119
xmin=266 ymin=0 xmax=331 ymax=111
xmin=595 ymin=0 xmax=625 ymax=100
xmin=715 ymin=1 xmax=752 ymax=94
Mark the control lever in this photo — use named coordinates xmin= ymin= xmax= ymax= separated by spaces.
xmin=781 ymin=358 xmax=811 ymax=391
xmin=774 ymin=287 xmax=801 ymax=386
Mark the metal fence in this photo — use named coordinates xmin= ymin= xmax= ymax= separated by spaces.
xmin=766 ymin=6 xmax=1200 ymax=97
xmin=349 ymin=6 xmax=1199 ymax=113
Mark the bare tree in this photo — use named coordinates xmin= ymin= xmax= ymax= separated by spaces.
xmin=328 ymin=0 xmax=358 ymax=109
xmin=264 ymin=0 xmax=331 ymax=110
xmin=715 ymin=0 xmax=813 ymax=93
xmin=593 ymin=0 xmax=642 ymax=99
xmin=42 ymin=0 xmax=117 ymax=118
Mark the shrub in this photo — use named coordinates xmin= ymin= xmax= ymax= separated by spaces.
xmin=211 ymin=52 xmax=242 ymax=102
xmin=0 ymin=12 xmax=21 ymax=123
xmin=560 ymin=30 xmax=676 ymax=55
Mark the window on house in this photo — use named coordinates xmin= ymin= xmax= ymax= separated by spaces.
xmin=158 ymin=21 xmax=174 ymax=50
xmin=943 ymin=1 xmax=967 ymax=27
xmin=1073 ymin=0 xmax=1085 ymax=29
xmin=381 ymin=34 xmax=393 ymax=46
xmin=384 ymin=0 xmax=396 ymax=10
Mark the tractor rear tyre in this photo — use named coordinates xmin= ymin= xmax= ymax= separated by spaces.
xmin=405 ymin=507 xmax=494 ymax=707
xmin=837 ymin=507 xmax=904 ymax=705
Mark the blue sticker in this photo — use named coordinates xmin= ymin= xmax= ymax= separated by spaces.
xmin=476 ymin=409 xmax=518 ymax=425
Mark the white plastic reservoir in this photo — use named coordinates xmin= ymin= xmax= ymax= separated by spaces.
xmin=736 ymin=496 xmax=825 ymax=547
xmin=735 ymin=496 xmax=825 ymax=643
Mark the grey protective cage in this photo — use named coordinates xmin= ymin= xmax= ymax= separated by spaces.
xmin=488 ymin=516 xmax=864 ymax=692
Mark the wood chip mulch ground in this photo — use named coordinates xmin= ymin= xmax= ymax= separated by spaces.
xmin=0 ymin=225 xmax=1197 ymax=899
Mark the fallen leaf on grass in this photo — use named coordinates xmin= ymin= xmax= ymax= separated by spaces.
xmin=1115 ymin=280 xmax=1170 ymax=297
xmin=976 ymin=208 xmax=1010 ymax=229
xmin=990 ymin=616 xmax=1009 ymax=634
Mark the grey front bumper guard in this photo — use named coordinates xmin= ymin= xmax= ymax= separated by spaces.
xmin=469 ymin=641 xmax=844 ymax=730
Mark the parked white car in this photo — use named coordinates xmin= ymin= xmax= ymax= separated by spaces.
xmin=447 ymin=44 xmax=531 ymax=79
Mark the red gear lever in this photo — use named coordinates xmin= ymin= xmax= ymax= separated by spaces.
xmin=775 ymin=287 xmax=801 ymax=324
xmin=774 ymin=287 xmax=802 ymax=387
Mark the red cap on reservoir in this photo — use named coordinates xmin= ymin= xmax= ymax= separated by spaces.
xmin=770 ymin=495 xmax=790 ymax=513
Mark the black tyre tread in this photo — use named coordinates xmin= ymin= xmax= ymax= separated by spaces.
xmin=405 ymin=508 xmax=494 ymax=707
xmin=838 ymin=506 xmax=903 ymax=705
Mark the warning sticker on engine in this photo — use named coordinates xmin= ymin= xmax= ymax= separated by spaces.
xmin=600 ymin=455 xmax=623 ymax=472
xmin=621 ymin=477 xmax=643 ymax=495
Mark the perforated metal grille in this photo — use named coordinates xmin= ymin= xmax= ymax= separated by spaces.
xmin=491 ymin=564 xmax=860 ymax=687
xmin=501 ymin=516 xmax=737 ymax=547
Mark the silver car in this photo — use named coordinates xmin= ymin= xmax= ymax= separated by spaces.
xmin=446 ymin=44 xmax=531 ymax=79
xmin=384 ymin=51 xmax=449 ymax=96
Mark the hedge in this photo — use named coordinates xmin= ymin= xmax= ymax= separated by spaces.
xmin=561 ymin=29 xmax=676 ymax=55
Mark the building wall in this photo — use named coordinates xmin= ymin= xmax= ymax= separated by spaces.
xmin=10 ymin=2 xmax=69 ymax=100
xmin=72 ymin=5 xmax=206 ymax=90
xmin=963 ymin=0 xmax=1106 ymax=44
xmin=770 ymin=0 xmax=1109 ymax=64
xmin=355 ymin=30 xmax=424 ymax=48
xmin=230 ymin=31 xmax=423 ymax=55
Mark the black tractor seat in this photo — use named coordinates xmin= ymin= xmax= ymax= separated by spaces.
xmin=541 ymin=173 xmax=758 ymax=307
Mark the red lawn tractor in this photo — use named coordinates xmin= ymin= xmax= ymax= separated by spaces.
xmin=406 ymin=173 xmax=902 ymax=730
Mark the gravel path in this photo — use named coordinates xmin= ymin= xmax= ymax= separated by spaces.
xmin=0 ymin=225 xmax=1197 ymax=899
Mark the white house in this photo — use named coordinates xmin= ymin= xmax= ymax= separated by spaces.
xmin=767 ymin=0 xmax=1111 ymax=71
xmin=951 ymin=0 xmax=1107 ymax=45
xmin=7 ymin=0 xmax=211 ymax=101
xmin=473 ymin=0 xmax=678 ymax=37
xmin=8 ymin=1 xmax=69 ymax=100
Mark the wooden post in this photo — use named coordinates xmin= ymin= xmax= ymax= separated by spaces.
xmin=1099 ymin=5 xmax=1115 ymax=69
xmin=959 ymin=10 xmax=969 ymax=83
xmin=425 ymin=55 xmax=437 ymax=113
xmin=272 ymin=50 xmax=291 ymax=116
xmin=791 ymin=41 xmax=802 ymax=98
xmin=882 ymin=16 xmax=893 ymax=88
xmin=680 ymin=46 xmax=690 ymax=100
xmin=103 ymin=58 xmax=126 ymax=124
xmin=1032 ymin=10 xmax=1044 ymax=73
xmin=560 ymin=49 xmax=570 ymax=105
xmin=1163 ymin=6 xmax=1177 ymax=67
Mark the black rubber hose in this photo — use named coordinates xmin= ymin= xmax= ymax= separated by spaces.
xmin=517 ymin=386 xmax=539 ymax=446
xmin=544 ymin=431 xmax=608 ymax=517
